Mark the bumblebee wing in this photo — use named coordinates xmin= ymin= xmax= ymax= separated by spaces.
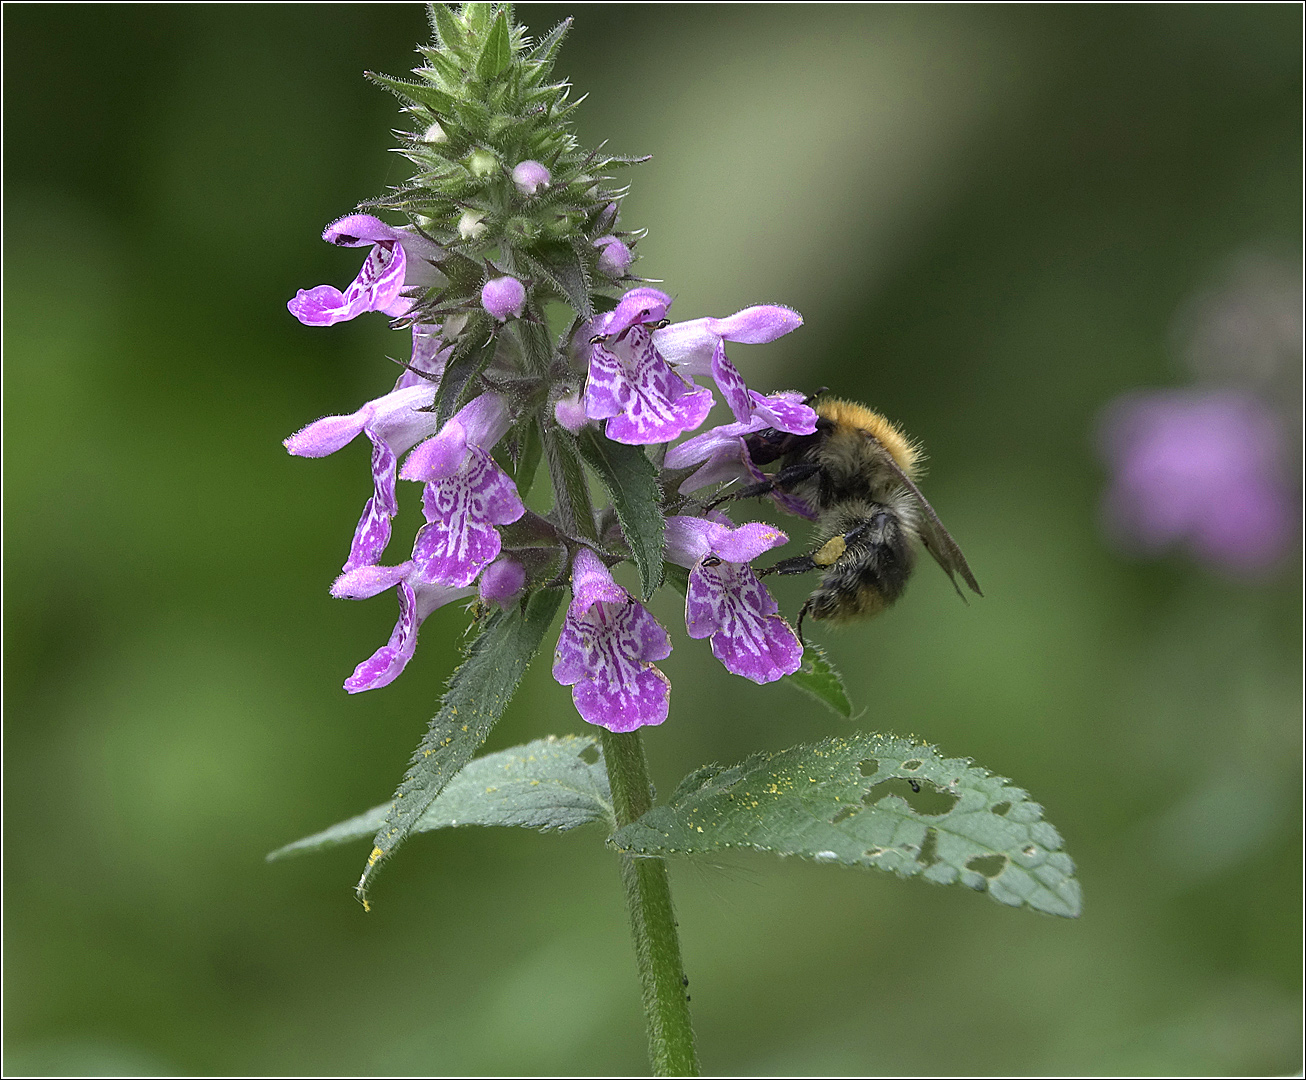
xmin=877 ymin=451 xmax=982 ymax=601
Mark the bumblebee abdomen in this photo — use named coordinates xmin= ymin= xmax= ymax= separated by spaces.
xmin=806 ymin=503 xmax=917 ymax=623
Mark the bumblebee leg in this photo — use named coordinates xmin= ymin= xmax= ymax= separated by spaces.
xmin=706 ymin=462 xmax=822 ymax=510
xmin=757 ymin=553 xmax=819 ymax=577
xmin=796 ymin=598 xmax=813 ymax=647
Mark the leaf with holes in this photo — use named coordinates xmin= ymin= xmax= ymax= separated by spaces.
xmin=354 ymin=587 xmax=565 ymax=905
xmin=612 ymin=733 xmax=1081 ymax=918
xmin=267 ymin=735 xmax=613 ymax=860
xmin=782 ymin=643 xmax=852 ymax=717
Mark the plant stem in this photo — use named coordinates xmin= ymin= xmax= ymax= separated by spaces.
xmin=601 ymin=728 xmax=700 ymax=1077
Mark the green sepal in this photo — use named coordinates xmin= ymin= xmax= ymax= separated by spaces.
xmin=577 ymin=430 xmax=665 ymax=600
xmin=476 ymin=10 xmax=513 ymax=80
xmin=612 ymin=733 xmax=1082 ymax=918
xmin=355 ymin=587 xmax=565 ymax=905
xmin=782 ymin=643 xmax=853 ymax=718
xmin=268 ymin=735 xmax=612 ymax=860
xmin=365 ymin=71 xmax=456 ymax=117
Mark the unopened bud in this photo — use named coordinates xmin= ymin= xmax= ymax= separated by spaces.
xmin=511 ymin=160 xmax=551 ymax=196
xmin=481 ymin=275 xmax=527 ymax=321
xmin=554 ymin=389 xmax=589 ymax=433
xmin=458 ymin=210 xmax=487 ymax=241
xmin=421 ymin=120 xmax=447 ymax=144
xmin=467 ymin=148 xmax=498 ymax=177
xmin=479 ymin=558 xmax=527 ymax=607
xmin=593 ymin=235 xmax=633 ymax=277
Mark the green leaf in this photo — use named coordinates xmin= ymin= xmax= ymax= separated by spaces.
xmin=782 ymin=644 xmax=852 ymax=718
xmin=577 ymin=430 xmax=665 ymax=600
xmin=612 ymin=734 xmax=1082 ymax=918
xmin=267 ymin=735 xmax=612 ymax=860
xmin=511 ymin=416 xmax=544 ymax=500
xmin=355 ymin=587 xmax=565 ymax=904
xmin=476 ymin=10 xmax=512 ymax=80
xmin=434 ymin=313 xmax=496 ymax=427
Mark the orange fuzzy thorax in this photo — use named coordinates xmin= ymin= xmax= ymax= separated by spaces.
xmin=816 ymin=398 xmax=923 ymax=478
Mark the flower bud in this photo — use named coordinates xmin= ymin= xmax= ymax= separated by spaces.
xmin=554 ymin=389 xmax=589 ymax=433
xmin=479 ymin=557 xmax=527 ymax=607
xmin=458 ymin=210 xmax=487 ymax=240
xmin=466 ymin=148 xmax=497 ymax=177
xmin=593 ymin=235 xmax=633 ymax=277
xmin=481 ymin=275 xmax=527 ymax=321
xmin=421 ymin=120 xmax=447 ymax=144
xmin=511 ymin=159 xmax=551 ymax=196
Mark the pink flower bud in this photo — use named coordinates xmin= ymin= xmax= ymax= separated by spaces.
xmin=554 ymin=390 xmax=589 ymax=433
xmin=511 ymin=160 xmax=551 ymax=196
xmin=593 ymin=235 xmax=633 ymax=277
xmin=479 ymin=557 xmax=527 ymax=607
xmin=481 ymin=275 xmax=527 ymax=321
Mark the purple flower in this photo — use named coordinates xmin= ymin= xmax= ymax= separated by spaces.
xmin=511 ymin=160 xmax=551 ymax=196
xmin=584 ymin=288 xmax=714 ymax=445
xmin=1097 ymin=389 xmax=1295 ymax=574
xmin=285 ymin=377 xmax=443 ymax=572
xmin=331 ymin=561 xmax=474 ymax=693
xmin=653 ymin=304 xmax=814 ymax=434
xmin=400 ymin=392 xmax=526 ymax=587
xmin=665 ymin=515 xmax=802 ymax=683
xmin=395 ymin=323 xmax=453 ymax=390
xmin=287 ymin=214 xmax=445 ymax=327
xmin=663 ymin=407 xmax=817 ymax=519
xmin=481 ymin=275 xmax=527 ymax=321
xmin=552 ymin=547 xmax=672 ymax=732
xmin=593 ymin=235 xmax=633 ymax=278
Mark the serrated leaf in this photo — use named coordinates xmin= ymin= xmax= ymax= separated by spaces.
xmin=782 ymin=644 xmax=852 ymax=718
xmin=476 ymin=11 xmax=512 ymax=80
xmin=268 ymin=735 xmax=612 ymax=860
xmin=612 ymin=734 xmax=1082 ymax=918
xmin=355 ymin=588 xmax=565 ymax=903
xmin=577 ymin=430 xmax=664 ymax=599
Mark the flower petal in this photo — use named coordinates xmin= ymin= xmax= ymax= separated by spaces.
xmin=600 ymin=287 xmax=672 ymax=337
xmin=709 ymin=340 xmax=755 ymax=425
xmin=343 ymin=580 xmax=420 ymax=693
xmin=687 ymin=561 xmax=801 ymax=684
xmin=570 ymin=547 xmax=627 ymax=612
xmin=411 ymin=449 xmax=524 ymax=587
xmin=331 ymin=560 xmax=415 ymax=599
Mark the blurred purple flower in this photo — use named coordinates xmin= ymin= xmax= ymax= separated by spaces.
xmin=287 ymin=214 xmax=444 ymax=326
xmin=552 ymin=548 xmax=672 ymax=732
xmin=1097 ymin=389 xmax=1295 ymax=574
xmin=665 ymin=515 xmax=802 ymax=683
xmin=331 ymin=561 xmax=473 ymax=693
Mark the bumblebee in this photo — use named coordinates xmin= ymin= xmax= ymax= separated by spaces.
xmin=711 ymin=397 xmax=981 ymax=637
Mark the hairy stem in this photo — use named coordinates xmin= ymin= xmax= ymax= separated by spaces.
xmin=602 ymin=729 xmax=699 ymax=1077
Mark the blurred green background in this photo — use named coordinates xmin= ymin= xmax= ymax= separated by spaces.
xmin=4 ymin=5 xmax=1300 ymax=1075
